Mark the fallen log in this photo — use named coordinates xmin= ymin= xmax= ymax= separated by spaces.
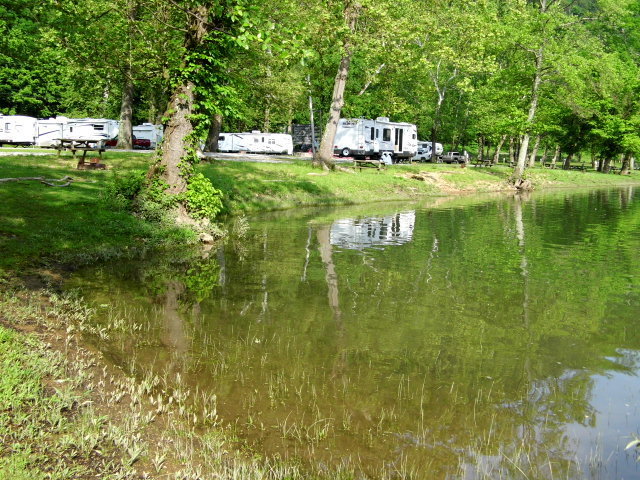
xmin=0 ymin=175 xmax=74 ymax=187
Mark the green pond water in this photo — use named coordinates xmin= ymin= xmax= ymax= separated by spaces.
xmin=67 ymin=187 xmax=640 ymax=479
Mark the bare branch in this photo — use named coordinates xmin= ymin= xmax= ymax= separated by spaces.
xmin=358 ymin=63 xmax=385 ymax=96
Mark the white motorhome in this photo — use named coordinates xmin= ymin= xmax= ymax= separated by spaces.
xmin=133 ymin=123 xmax=164 ymax=148
xmin=333 ymin=117 xmax=417 ymax=162
xmin=413 ymin=140 xmax=443 ymax=162
xmin=35 ymin=116 xmax=69 ymax=147
xmin=0 ymin=115 xmax=37 ymax=146
xmin=62 ymin=118 xmax=119 ymax=143
xmin=217 ymin=131 xmax=293 ymax=155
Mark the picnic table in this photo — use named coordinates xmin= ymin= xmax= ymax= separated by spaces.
xmin=353 ymin=159 xmax=386 ymax=171
xmin=472 ymin=158 xmax=493 ymax=167
xmin=569 ymin=163 xmax=587 ymax=171
xmin=55 ymin=139 xmax=107 ymax=169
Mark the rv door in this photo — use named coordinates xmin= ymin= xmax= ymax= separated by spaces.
xmin=394 ymin=128 xmax=403 ymax=153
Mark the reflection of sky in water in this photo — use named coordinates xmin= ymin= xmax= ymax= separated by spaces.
xmin=465 ymin=350 xmax=640 ymax=479
xmin=565 ymin=349 xmax=640 ymax=478
xmin=330 ymin=211 xmax=415 ymax=250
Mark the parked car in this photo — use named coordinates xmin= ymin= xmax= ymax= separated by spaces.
xmin=412 ymin=141 xmax=443 ymax=162
xmin=105 ymin=135 xmax=152 ymax=149
xmin=442 ymin=151 xmax=468 ymax=164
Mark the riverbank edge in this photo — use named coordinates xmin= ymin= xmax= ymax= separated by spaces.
xmin=3 ymin=161 xmax=640 ymax=478
xmin=0 ymin=286 xmax=315 ymax=479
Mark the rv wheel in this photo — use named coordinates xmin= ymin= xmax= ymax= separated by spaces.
xmin=341 ymin=148 xmax=351 ymax=157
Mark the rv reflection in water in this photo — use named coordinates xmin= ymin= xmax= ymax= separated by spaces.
xmin=329 ymin=211 xmax=416 ymax=250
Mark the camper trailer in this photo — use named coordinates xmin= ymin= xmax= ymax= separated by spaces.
xmin=62 ymin=118 xmax=119 ymax=143
xmin=413 ymin=140 xmax=443 ymax=162
xmin=35 ymin=117 xmax=69 ymax=147
xmin=333 ymin=117 xmax=418 ymax=162
xmin=0 ymin=115 xmax=37 ymax=146
xmin=133 ymin=123 xmax=164 ymax=148
xmin=217 ymin=131 xmax=293 ymax=155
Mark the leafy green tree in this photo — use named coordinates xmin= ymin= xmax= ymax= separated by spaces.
xmin=149 ymin=0 xmax=269 ymax=226
xmin=0 ymin=0 xmax=67 ymax=116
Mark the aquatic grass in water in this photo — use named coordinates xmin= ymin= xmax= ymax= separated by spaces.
xmin=58 ymin=186 xmax=640 ymax=478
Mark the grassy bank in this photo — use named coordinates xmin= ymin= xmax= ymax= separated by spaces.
xmin=199 ymin=158 xmax=640 ymax=215
xmin=0 ymin=149 xmax=195 ymax=279
xmin=2 ymin=149 xmax=639 ymax=277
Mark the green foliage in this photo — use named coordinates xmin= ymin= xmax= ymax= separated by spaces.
xmin=185 ymin=173 xmax=224 ymax=220
xmin=136 ymin=174 xmax=177 ymax=223
xmin=1 ymin=0 xmax=640 ymax=168
xmin=0 ymin=327 xmax=49 ymax=409
xmin=103 ymin=170 xmax=146 ymax=210
xmin=184 ymin=259 xmax=221 ymax=303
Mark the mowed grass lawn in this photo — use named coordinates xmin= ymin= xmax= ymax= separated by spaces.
xmin=200 ymin=157 xmax=640 ymax=214
xmin=0 ymin=149 xmax=169 ymax=277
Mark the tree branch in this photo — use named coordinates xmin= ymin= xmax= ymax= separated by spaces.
xmin=358 ymin=63 xmax=385 ymax=95
xmin=0 ymin=175 xmax=75 ymax=187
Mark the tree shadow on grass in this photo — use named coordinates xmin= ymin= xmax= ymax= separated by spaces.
xmin=0 ymin=178 xmax=157 ymax=275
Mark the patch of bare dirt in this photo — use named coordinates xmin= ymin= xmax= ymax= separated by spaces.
xmin=401 ymin=170 xmax=514 ymax=194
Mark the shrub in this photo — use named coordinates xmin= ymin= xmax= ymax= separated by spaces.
xmin=103 ymin=171 xmax=146 ymax=210
xmin=185 ymin=173 xmax=224 ymax=220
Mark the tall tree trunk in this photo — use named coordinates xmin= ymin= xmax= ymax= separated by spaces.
xmin=314 ymin=1 xmax=359 ymax=169
xmin=508 ymin=137 xmax=516 ymax=165
xmin=204 ymin=113 xmax=222 ymax=152
xmin=459 ymin=104 xmax=470 ymax=152
xmin=477 ymin=135 xmax=485 ymax=162
xmin=620 ymin=153 xmax=631 ymax=175
xmin=550 ymin=145 xmax=560 ymax=168
xmin=116 ymin=73 xmax=134 ymax=149
xmin=449 ymin=91 xmax=463 ymax=152
xmin=159 ymin=81 xmax=197 ymax=196
xmin=116 ymin=0 xmax=138 ymax=150
xmin=539 ymin=144 xmax=548 ymax=166
xmin=512 ymin=45 xmax=545 ymax=180
xmin=430 ymin=62 xmax=457 ymax=165
xmin=562 ymin=153 xmax=573 ymax=170
xmin=528 ymin=135 xmax=540 ymax=168
xmin=493 ymin=134 xmax=507 ymax=165
xmin=430 ymin=117 xmax=440 ymax=163
xmin=153 ymin=5 xmax=209 ymax=218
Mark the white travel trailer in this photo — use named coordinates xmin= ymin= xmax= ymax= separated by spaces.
xmin=413 ymin=140 xmax=443 ymax=162
xmin=333 ymin=117 xmax=418 ymax=162
xmin=0 ymin=115 xmax=37 ymax=146
xmin=133 ymin=123 xmax=164 ymax=148
xmin=62 ymin=118 xmax=119 ymax=143
xmin=35 ymin=116 xmax=69 ymax=147
xmin=330 ymin=211 xmax=416 ymax=250
xmin=217 ymin=131 xmax=293 ymax=155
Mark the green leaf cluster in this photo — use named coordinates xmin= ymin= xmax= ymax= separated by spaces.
xmin=185 ymin=173 xmax=224 ymax=220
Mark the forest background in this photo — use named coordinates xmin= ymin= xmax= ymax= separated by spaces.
xmin=1 ymin=0 xmax=639 ymax=178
